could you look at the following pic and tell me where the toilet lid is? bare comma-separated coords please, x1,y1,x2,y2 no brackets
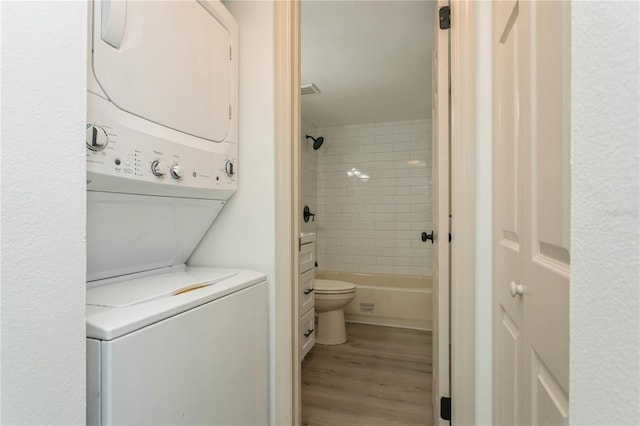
314,279,356,294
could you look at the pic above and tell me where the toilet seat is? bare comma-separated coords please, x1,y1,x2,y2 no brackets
314,279,356,294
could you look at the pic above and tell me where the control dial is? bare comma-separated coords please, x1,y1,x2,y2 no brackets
86,124,108,151
170,164,184,179
225,161,236,177
151,160,167,177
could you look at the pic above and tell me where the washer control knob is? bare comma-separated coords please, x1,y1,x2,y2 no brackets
86,124,108,151
151,160,167,177
170,164,184,179
225,161,236,177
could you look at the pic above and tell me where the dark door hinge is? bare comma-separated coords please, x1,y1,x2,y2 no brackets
440,396,451,421
439,6,451,30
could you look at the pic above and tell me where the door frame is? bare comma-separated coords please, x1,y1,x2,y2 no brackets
274,1,301,424
273,2,483,425
432,1,451,424
449,1,480,424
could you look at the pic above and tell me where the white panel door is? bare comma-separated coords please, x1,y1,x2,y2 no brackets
432,1,450,424
492,1,570,425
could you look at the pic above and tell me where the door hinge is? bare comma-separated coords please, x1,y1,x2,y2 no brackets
439,6,451,30
229,105,232,119
230,46,232,60
298,238,302,252
440,396,451,421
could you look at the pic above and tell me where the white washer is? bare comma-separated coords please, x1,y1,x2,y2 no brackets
86,267,268,425
85,1,266,425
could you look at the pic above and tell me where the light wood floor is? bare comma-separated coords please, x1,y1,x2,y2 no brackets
301,323,433,426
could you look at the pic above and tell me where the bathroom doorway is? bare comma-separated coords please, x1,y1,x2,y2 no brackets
299,2,445,424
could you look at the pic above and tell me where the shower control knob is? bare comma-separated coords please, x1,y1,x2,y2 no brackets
86,124,108,151
225,161,235,177
151,160,167,177
169,164,184,179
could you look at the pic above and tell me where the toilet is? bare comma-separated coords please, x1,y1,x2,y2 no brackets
314,279,356,345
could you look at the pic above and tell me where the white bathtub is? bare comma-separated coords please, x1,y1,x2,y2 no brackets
315,271,432,331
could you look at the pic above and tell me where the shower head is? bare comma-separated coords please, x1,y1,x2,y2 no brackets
306,135,324,150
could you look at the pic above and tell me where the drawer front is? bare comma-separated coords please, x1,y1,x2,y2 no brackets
299,268,315,315
299,242,315,273
300,308,315,360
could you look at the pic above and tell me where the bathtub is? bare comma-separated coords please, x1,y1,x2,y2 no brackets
315,271,432,331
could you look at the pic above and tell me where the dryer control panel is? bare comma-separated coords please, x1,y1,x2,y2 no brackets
86,93,237,200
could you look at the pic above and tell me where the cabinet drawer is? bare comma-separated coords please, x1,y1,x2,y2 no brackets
299,268,315,315
299,242,315,274
299,308,315,360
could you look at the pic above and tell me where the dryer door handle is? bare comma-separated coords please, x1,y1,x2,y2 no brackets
101,0,127,49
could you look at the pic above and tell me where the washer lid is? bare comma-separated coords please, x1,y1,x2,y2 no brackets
86,267,267,341
314,279,356,293
87,270,237,308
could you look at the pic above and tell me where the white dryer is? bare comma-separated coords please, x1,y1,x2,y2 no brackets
85,1,267,425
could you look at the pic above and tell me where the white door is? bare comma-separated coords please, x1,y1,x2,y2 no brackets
492,1,570,425
432,1,450,424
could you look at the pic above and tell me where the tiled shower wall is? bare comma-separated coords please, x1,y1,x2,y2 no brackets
315,119,433,276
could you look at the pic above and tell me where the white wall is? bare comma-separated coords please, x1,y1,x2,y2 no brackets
315,119,433,276
187,1,276,423
570,2,640,424
0,2,87,423
301,120,318,235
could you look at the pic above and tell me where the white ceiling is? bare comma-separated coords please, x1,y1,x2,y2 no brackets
301,1,435,128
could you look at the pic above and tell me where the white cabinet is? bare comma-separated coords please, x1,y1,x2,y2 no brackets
299,233,316,360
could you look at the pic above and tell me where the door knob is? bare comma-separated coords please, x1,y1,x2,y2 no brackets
509,281,524,297
422,231,434,243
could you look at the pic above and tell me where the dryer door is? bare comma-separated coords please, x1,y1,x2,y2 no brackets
91,0,233,142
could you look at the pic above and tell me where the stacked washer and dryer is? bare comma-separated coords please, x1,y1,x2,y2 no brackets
85,1,268,424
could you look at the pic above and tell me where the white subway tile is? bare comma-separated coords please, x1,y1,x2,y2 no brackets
380,119,415,127
359,144,394,154
393,123,430,134
410,150,430,160
321,127,358,138
322,263,360,273
376,222,410,231
360,246,395,257
374,133,412,144
411,132,430,142
377,256,412,266
355,221,376,230
358,126,394,136
392,141,429,152
360,264,395,274
323,145,360,156
360,229,395,239
394,230,416,240
374,151,411,161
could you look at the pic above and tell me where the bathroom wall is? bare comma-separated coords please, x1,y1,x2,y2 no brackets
300,120,318,235
315,119,433,276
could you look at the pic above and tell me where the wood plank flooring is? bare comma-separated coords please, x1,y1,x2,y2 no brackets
302,323,433,426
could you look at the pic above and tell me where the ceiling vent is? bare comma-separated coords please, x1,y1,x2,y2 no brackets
301,83,321,96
